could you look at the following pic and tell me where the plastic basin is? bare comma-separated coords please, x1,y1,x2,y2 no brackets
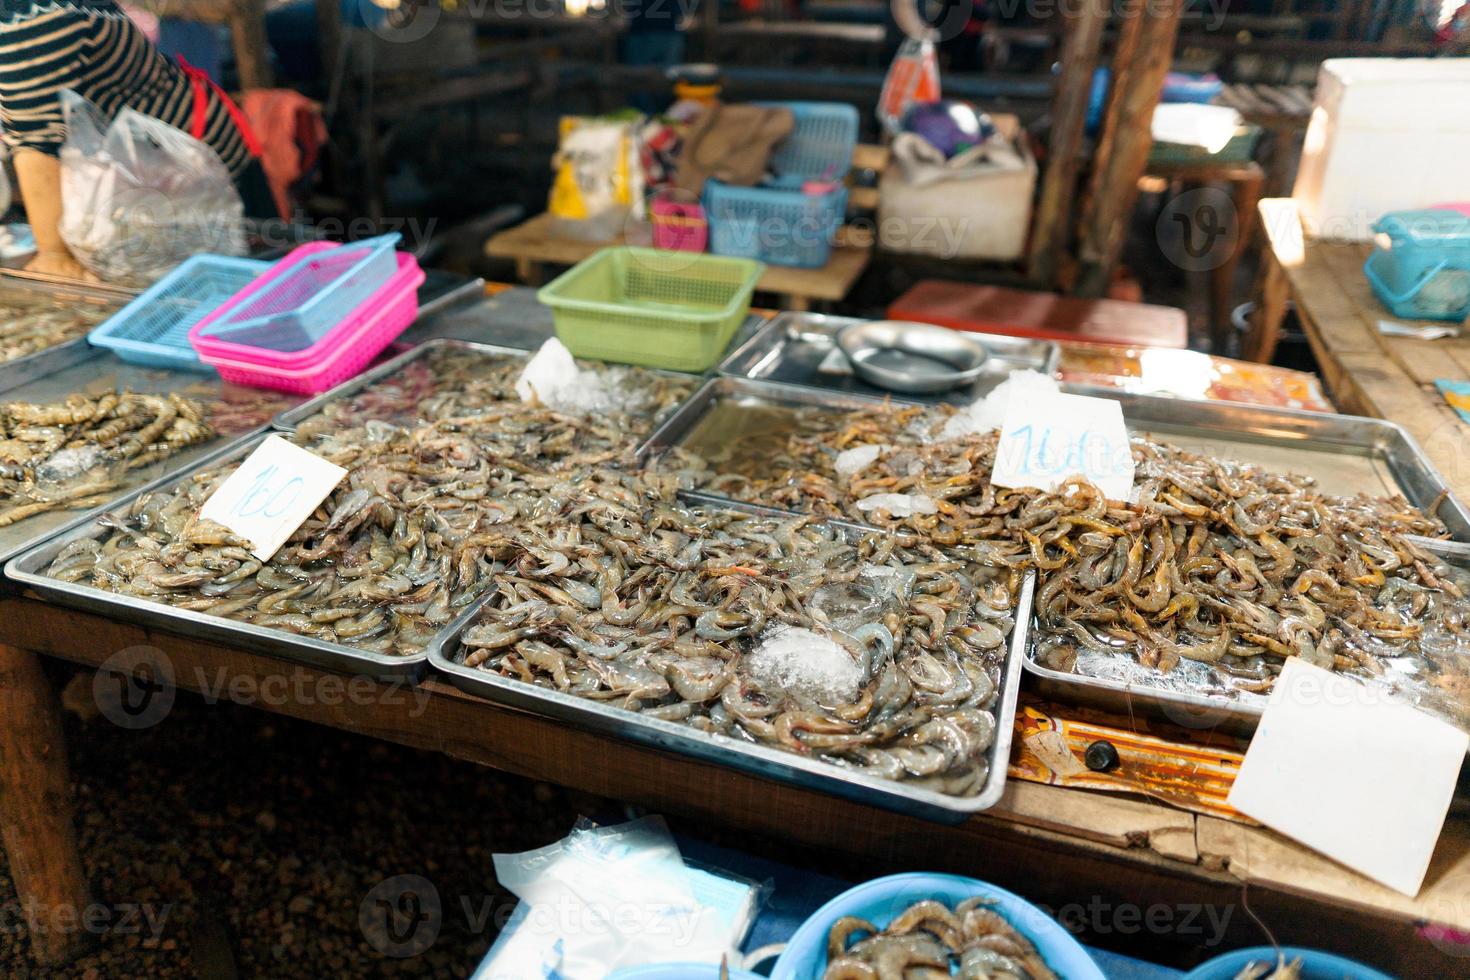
771,872,1105,980
1183,946,1394,980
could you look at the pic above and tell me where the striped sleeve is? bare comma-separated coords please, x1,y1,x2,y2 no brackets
0,8,92,154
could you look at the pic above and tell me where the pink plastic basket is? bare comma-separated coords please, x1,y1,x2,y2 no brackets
190,250,425,394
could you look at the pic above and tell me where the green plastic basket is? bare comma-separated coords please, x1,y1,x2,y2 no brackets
537,247,764,372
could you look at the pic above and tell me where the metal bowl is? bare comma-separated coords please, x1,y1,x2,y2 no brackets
836,320,990,394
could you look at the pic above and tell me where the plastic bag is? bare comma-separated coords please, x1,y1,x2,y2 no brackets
58,89,246,284
548,114,646,241
482,815,758,978
877,37,941,137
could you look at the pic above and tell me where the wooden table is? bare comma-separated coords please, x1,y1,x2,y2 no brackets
1145,159,1266,351
1250,198,1470,504
485,212,873,312
5,593,1470,971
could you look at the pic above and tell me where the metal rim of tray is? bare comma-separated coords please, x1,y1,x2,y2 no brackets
0,274,140,397
274,337,711,433
428,542,1033,823
1023,536,1470,738
5,432,432,680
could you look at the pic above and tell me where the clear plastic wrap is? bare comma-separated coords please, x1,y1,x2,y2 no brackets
58,90,246,285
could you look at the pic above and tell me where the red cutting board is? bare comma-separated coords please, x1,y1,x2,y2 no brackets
888,280,1189,349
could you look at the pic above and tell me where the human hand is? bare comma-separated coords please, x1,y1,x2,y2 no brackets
26,250,97,282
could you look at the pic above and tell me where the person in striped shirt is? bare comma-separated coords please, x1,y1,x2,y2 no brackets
0,0,271,280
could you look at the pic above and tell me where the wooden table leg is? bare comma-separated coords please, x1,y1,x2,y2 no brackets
1209,170,1264,354
1245,250,1289,363
785,294,810,313
0,644,91,965
514,259,543,287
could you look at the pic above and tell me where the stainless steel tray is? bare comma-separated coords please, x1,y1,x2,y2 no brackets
1024,539,1470,739
639,376,1470,541
274,337,713,435
428,532,1033,824
0,274,136,396
635,375,912,467
718,312,1060,404
272,339,534,431
0,353,302,567
6,433,431,680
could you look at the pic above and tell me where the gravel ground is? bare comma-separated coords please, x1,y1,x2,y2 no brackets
0,663,616,978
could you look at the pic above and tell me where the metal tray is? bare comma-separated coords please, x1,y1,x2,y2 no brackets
0,273,136,396
272,339,534,431
417,270,485,320
274,337,712,435
0,353,302,567
6,433,433,680
635,375,912,468
718,312,1060,404
428,526,1034,824
1024,539,1470,739
639,376,1470,542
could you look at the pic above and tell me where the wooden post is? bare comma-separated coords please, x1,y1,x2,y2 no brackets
228,0,274,90
1073,0,1183,298
1026,0,1109,290
0,645,90,965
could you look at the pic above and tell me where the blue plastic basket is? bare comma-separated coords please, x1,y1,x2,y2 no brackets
706,183,847,269
1364,209,1470,321
196,233,401,353
88,255,271,370
754,101,860,188
703,101,857,269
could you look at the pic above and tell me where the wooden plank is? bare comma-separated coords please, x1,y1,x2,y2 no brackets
1199,816,1470,930
485,212,873,304
1074,0,1184,297
1026,0,1109,290
0,643,91,964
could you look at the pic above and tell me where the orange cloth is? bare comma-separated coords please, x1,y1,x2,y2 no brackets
242,89,326,222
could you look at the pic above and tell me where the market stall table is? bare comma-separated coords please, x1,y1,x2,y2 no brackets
4,287,1469,972
1249,198,1470,505
3,595,1470,972
484,212,873,312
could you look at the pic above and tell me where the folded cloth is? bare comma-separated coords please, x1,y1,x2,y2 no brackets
673,103,794,197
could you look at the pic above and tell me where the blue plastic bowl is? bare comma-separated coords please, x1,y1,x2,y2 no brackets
607,965,761,980
1183,946,1394,980
771,872,1105,980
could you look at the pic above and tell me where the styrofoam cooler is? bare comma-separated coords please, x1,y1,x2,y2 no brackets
878,113,1037,262
1293,59,1470,242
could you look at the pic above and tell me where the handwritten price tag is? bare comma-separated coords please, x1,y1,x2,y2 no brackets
199,435,347,562
991,390,1135,501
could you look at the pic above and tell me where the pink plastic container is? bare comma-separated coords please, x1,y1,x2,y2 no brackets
190,248,424,394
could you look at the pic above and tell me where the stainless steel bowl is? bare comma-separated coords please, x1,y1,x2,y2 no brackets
836,320,990,394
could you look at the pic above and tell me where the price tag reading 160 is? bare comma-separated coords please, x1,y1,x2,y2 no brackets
991,391,1135,502
199,435,348,562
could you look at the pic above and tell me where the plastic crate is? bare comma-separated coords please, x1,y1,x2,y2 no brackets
754,101,859,188
195,234,400,352
706,183,847,269
537,247,762,372
87,255,270,370
1364,209,1470,321
702,101,856,268
190,252,424,394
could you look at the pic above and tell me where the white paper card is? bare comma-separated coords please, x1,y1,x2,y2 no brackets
199,436,347,562
1228,659,1468,897
992,390,1135,501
